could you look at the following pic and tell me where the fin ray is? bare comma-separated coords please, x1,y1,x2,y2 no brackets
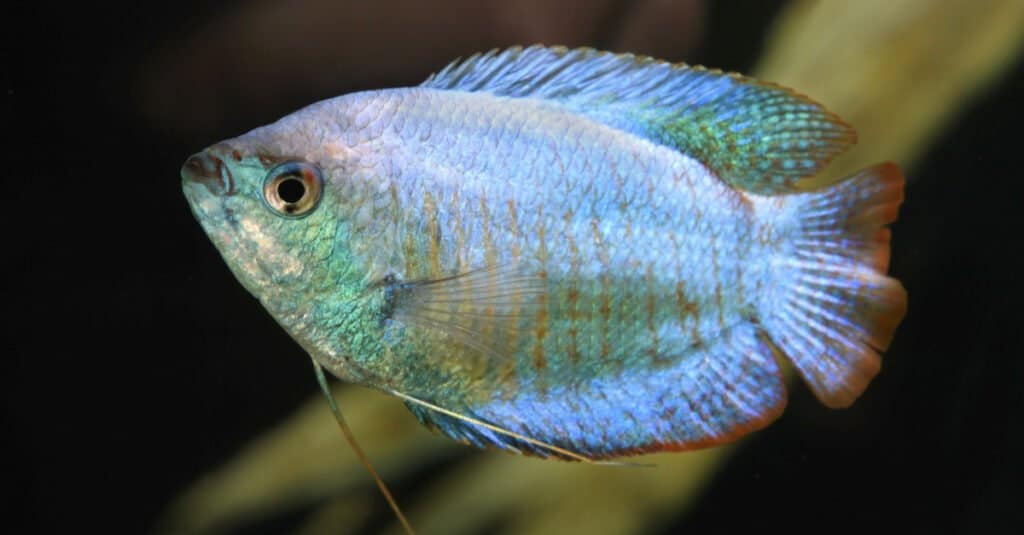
400,321,788,459
390,264,545,365
761,163,907,408
423,45,855,194
391,389,602,463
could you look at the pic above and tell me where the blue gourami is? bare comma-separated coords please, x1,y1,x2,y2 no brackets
182,46,907,460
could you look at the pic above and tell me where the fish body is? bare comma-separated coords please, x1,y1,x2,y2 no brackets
183,46,906,459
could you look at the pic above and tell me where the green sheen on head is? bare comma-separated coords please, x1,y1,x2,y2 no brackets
181,142,331,299
179,105,394,382
182,105,420,531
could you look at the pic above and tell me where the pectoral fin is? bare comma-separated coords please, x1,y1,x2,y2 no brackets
388,264,546,364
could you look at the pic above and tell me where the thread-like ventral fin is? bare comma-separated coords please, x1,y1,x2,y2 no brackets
311,361,413,534
423,45,855,194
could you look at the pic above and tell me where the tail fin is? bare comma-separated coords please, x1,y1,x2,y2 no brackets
761,163,908,408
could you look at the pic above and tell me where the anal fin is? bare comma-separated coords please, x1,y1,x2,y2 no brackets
400,321,788,459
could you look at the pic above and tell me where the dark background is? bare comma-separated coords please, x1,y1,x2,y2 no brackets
6,1,1023,533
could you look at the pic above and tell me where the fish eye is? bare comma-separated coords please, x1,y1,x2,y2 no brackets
262,161,323,218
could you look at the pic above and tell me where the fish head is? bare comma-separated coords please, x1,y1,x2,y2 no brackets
181,105,399,382
182,121,358,311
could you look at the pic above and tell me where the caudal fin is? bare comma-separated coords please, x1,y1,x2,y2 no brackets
761,163,908,408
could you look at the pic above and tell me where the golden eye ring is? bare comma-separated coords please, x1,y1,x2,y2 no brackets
262,161,323,218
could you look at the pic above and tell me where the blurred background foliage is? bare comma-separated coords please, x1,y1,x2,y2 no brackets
6,0,1024,533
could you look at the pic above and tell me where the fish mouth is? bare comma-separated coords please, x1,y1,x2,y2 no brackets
182,154,241,249
181,144,243,239
181,172,275,295
181,147,235,196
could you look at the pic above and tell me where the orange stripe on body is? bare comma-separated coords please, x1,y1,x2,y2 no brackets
480,194,497,269
532,208,549,375
645,264,660,362
669,230,703,348
564,209,581,364
496,198,523,399
451,188,465,272
591,218,612,361
399,184,417,277
709,224,725,328
472,194,500,376
507,199,522,262
424,191,441,278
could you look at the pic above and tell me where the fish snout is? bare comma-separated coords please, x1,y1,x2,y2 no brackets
181,151,233,195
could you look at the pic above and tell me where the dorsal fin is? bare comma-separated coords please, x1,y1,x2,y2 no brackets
422,45,856,194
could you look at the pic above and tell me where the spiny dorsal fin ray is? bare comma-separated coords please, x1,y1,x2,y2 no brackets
422,45,855,194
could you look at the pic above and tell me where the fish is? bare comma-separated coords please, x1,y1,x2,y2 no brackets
181,45,907,462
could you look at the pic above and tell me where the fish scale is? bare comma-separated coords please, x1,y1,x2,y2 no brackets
182,46,906,460
382,90,749,371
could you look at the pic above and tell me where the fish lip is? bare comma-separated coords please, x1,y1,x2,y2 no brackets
180,145,236,196
182,180,242,234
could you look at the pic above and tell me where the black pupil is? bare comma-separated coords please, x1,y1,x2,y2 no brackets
277,176,306,204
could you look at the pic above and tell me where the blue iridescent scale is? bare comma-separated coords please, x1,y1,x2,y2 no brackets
185,46,907,459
